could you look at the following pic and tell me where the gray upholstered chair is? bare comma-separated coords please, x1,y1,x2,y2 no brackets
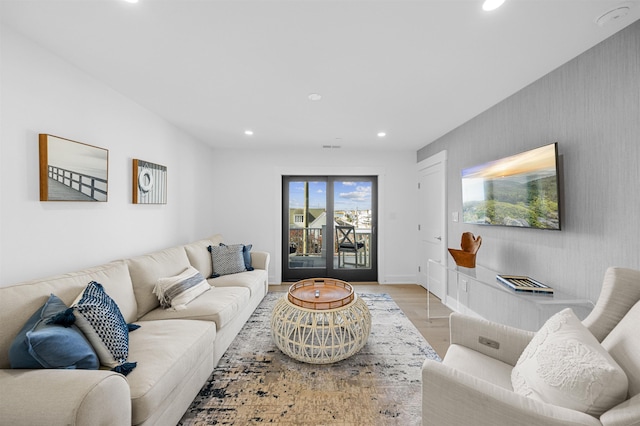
422,267,640,426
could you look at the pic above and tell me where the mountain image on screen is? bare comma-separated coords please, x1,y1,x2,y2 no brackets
461,143,560,230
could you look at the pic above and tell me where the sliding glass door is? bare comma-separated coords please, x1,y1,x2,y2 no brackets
282,176,377,282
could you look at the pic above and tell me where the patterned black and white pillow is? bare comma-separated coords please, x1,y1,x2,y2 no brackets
153,266,211,310
72,281,137,375
208,244,246,278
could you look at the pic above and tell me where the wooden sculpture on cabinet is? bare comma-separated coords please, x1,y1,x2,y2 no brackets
448,232,482,268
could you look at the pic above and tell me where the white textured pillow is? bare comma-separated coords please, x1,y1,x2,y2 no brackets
511,308,628,417
153,266,211,310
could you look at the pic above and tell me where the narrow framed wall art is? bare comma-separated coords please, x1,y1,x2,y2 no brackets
132,159,167,204
39,134,109,202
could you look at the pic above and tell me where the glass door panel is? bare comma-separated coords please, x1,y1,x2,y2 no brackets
285,178,327,276
334,180,372,268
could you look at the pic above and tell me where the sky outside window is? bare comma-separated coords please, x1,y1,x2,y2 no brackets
288,180,372,211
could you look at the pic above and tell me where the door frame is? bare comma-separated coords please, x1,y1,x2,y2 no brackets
274,166,386,284
416,150,448,292
281,175,378,282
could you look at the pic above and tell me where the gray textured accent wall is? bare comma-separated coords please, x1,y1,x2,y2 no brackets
417,21,639,303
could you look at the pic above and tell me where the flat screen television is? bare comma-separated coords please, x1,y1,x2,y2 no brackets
461,142,560,230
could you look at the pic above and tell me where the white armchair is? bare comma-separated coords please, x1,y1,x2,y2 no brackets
422,267,640,426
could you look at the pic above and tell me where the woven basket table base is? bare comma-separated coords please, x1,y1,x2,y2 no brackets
271,292,371,364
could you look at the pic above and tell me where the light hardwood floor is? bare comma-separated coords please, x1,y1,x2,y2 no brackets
269,283,453,358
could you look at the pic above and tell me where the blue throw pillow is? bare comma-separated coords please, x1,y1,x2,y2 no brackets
72,281,137,375
242,244,254,271
9,294,99,370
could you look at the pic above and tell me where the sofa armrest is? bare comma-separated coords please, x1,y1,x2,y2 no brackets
250,251,270,271
449,312,535,366
422,359,601,426
600,393,640,426
0,369,130,426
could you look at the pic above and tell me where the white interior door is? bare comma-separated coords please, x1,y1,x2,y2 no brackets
417,151,447,300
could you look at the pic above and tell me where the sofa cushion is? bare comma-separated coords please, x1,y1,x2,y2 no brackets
183,234,224,279
206,269,267,298
153,266,211,310
127,246,192,318
72,282,137,374
209,244,246,277
126,319,215,425
512,308,628,417
0,261,137,369
9,294,98,370
601,299,640,397
140,287,250,330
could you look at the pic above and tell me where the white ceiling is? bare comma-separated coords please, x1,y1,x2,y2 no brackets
2,0,639,151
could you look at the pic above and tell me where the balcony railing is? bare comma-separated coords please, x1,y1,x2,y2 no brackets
288,226,371,269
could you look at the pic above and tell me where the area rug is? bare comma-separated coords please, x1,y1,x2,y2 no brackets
179,292,440,425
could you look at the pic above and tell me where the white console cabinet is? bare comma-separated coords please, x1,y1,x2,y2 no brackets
427,259,594,331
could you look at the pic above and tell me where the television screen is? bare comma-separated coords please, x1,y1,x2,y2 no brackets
461,143,560,230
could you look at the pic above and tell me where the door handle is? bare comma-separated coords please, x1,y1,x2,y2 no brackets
435,236,442,241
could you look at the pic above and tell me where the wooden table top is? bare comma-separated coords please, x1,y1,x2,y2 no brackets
288,278,354,310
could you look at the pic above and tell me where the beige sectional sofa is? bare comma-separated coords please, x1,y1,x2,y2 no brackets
0,234,270,426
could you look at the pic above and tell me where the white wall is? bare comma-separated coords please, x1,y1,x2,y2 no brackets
206,147,418,284
417,21,640,303
0,26,217,286
0,26,419,287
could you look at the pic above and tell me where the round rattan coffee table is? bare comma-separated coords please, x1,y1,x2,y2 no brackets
271,278,371,364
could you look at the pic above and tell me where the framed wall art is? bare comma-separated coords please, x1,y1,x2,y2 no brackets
132,159,167,204
39,134,109,202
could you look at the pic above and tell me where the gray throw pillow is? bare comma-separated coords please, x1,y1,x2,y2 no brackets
208,244,246,277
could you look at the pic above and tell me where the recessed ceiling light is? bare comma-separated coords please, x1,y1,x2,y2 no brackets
123,0,139,3
244,130,254,136
595,4,632,27
308,93,322,101
377,132,387,137
482,0,505,11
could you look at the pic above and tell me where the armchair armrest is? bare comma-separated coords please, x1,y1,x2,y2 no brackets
0,369,130,425
422,359,601,426
600,393,640,426
250,251,270,271
449,312,535,366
